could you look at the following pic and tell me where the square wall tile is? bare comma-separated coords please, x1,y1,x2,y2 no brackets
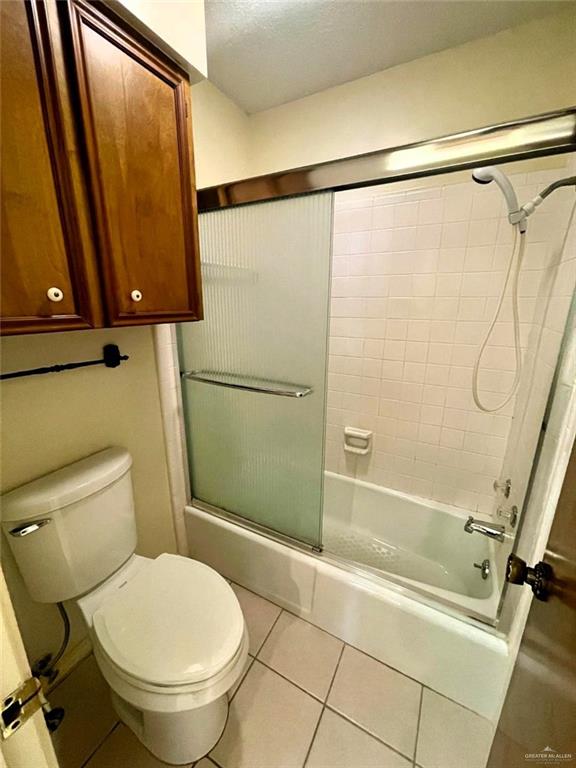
327,646,421,759
258,612,343,700
416,689,495,768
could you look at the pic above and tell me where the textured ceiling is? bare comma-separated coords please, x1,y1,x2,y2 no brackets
206,0,569,113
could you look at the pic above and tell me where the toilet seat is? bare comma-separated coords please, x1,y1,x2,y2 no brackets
92,553,245,689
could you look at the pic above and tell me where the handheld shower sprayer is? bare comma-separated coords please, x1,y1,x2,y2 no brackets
471,167,576,413
472,166,576,233
472,166,525,232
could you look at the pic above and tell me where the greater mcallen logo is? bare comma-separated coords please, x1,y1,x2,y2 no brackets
525,746,574,763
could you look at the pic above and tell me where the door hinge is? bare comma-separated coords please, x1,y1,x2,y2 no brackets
1,677,44,740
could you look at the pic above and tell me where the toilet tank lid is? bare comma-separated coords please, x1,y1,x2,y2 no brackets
1,448,132,522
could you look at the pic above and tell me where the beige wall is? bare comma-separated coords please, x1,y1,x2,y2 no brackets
191,8,576,183
112,0,207,79
191,80,252,188
1,326,176,661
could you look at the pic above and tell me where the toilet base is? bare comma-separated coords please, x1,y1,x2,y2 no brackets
111,690,228,765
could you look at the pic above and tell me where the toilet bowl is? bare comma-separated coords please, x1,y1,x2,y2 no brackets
1,448,248,765
78,552,249,764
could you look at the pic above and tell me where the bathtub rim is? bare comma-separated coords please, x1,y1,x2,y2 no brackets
325,469,497,525
191,496,504,634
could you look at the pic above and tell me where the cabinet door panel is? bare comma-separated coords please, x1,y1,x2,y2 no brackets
65,0,203,325
1,0,101,335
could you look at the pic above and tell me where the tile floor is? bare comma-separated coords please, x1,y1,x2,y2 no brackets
60,583,495,768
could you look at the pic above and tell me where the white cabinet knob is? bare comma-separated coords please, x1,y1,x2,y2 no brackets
46,287,64,303
130,290,142,302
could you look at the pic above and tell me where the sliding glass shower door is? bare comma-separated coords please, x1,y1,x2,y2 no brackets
179,193,333,548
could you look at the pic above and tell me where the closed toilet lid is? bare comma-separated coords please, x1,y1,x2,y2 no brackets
93,554,244,687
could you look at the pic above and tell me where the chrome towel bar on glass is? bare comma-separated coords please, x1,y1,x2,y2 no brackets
182,370,313,398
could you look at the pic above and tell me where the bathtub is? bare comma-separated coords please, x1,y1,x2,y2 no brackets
323,472,501,621
184,487,511,721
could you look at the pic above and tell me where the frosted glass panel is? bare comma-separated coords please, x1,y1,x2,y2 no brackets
179,193,332,547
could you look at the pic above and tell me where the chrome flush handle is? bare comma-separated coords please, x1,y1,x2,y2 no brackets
9,519,52,537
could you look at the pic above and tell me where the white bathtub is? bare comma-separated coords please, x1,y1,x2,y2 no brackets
184,495,511,721
323,472,501,621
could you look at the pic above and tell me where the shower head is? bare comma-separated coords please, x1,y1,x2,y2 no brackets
472,166,525,231
473,167,576,233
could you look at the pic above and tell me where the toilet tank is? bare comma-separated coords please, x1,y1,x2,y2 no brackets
1,448,137,603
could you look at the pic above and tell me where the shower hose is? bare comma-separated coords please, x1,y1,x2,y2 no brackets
472,199,576,413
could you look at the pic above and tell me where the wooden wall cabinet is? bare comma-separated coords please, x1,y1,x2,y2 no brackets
1,0,203,336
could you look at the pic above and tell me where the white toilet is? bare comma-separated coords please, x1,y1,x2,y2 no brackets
2,447,248,765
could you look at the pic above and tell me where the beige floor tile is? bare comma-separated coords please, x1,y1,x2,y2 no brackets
51,654,118,768
195,759,218,768
416,689,495,768
231,583,282,655
259,612,343,699
211,660,322,768
306,710,412,768
327,646,421,759
85,724,185,767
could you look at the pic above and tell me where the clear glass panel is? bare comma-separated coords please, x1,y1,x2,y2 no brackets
179,193,333,547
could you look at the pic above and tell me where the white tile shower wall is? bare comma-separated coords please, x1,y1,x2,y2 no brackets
498,159,576,513
326,161,576,515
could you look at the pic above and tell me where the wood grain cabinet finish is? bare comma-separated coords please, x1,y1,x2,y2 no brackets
1,0,102,335
63,0,203,326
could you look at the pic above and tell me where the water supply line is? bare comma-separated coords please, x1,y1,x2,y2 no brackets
32,602,70,684
470,168,576,413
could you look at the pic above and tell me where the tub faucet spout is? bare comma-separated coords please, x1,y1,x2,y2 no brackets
464,516,506,542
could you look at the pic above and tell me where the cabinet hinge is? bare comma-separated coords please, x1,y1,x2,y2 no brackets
1,677,44,740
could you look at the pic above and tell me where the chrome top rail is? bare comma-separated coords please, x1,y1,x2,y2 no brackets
182,370,313,398
198,108,576,212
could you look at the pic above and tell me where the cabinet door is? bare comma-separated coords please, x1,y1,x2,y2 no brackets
1,0,102,335
64,0,203,326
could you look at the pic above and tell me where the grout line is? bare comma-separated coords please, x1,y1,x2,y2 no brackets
325,642,345,702
420,682,493,721
255,658,324,703
228,654,254,704
413,686,424,767
254,607,283,657
302,708,325,768
302,643,344,768
79,721,121,768
323,704,416,765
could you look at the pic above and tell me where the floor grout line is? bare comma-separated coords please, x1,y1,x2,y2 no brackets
228,655,254,704
254,608,283,657
323,704,417,764
79,721,121,768
413,685,424,767
302,644,345,768
254,658,325,703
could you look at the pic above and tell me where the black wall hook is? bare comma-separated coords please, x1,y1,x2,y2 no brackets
0,345,129,381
